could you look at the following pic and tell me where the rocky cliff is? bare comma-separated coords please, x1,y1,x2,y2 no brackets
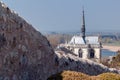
0,2,119,80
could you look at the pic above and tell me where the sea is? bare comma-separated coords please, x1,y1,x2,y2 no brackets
102,49,117,58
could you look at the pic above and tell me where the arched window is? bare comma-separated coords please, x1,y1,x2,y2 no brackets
89,48,95,58
78,48,83,58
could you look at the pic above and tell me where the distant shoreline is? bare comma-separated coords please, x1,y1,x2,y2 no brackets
102,45,120,52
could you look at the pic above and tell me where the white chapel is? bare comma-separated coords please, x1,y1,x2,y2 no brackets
59,9,102,62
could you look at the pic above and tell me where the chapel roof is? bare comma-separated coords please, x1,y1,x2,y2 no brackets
69,36,100,45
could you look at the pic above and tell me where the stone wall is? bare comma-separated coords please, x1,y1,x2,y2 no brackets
0,2,56,80
55,51,119,76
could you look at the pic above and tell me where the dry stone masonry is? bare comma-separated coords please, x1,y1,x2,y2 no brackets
55,50,119,75
0,2,119,80
0,2,55,80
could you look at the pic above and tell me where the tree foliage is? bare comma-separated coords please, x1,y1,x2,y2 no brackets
45,34,72,49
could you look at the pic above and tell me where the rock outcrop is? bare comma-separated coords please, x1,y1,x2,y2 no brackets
0,2,119,80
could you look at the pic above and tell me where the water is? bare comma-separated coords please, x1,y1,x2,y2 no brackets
102,49,117,58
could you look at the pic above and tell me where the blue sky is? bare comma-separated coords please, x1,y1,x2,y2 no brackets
2,0,120,33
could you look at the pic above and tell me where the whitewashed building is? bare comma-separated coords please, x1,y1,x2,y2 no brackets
59,9,102,62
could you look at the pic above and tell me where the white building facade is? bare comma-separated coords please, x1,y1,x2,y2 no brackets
68,36,101,62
